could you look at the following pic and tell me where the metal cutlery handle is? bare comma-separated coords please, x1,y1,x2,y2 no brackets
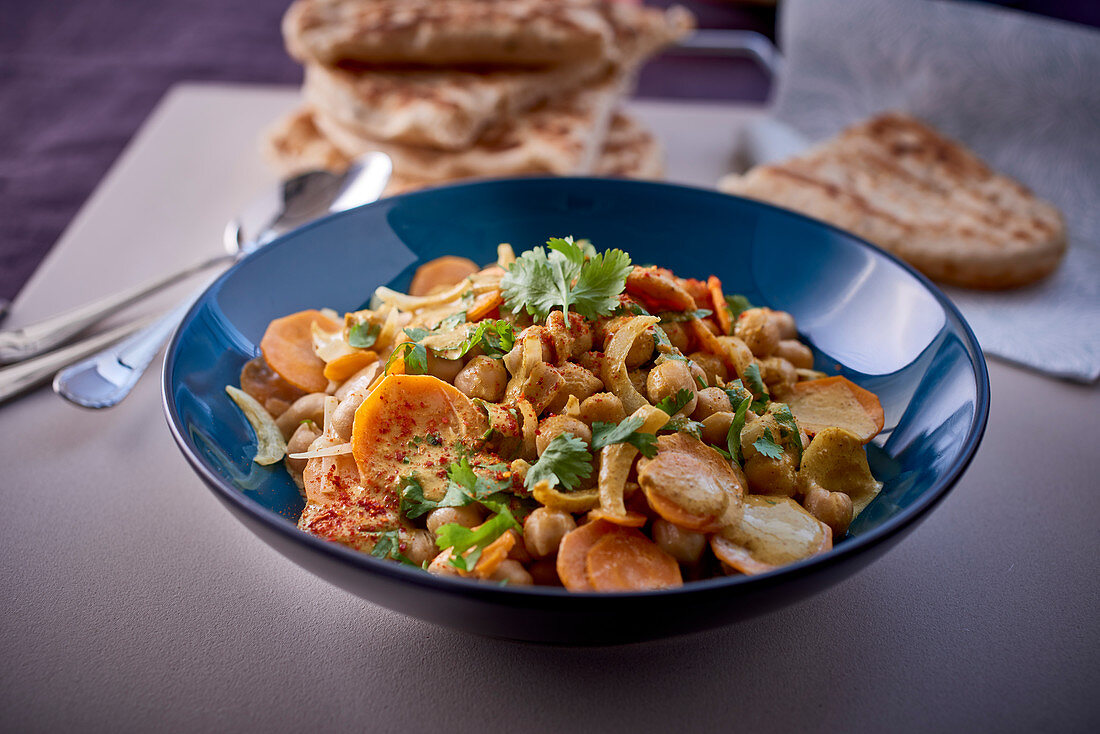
0,252,230,364
52,289,204,409
0,318,155,404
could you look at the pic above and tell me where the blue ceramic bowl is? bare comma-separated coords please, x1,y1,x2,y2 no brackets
163,178,988,644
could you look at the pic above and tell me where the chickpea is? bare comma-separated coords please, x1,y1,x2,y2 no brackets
523,507,577,558
454,356,508,401
536,415,591,455
285,421,321,486
692,387,733,421
275,392,326,440
545,310,593,359
332,384,372,440
775,339,814,369
527,558,563,586
427,549,462,577
333,362,381,401
403,529,438,566
652,518,707,564
579,392,626,426
803,485,853,538
759,357,797,399
689,361,708,389
603,317,655,368
700,411,734,446
767,309,798,340
575,350,605,378
545,362,603,413
506,529,532,563
426,353,464,383
489,559,534,586
688,351,727,385
646,360,697,416
662,321,691,353
734,308,781,358
426,505,483,535
744,452,799,497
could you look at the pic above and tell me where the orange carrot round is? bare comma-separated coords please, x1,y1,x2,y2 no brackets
584,532,682,592
409,256,479,296
260,310,340,393
556,519,618,592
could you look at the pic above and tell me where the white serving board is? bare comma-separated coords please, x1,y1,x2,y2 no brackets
1,83,1095,733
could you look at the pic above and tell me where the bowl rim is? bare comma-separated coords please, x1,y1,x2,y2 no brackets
162,176,990,602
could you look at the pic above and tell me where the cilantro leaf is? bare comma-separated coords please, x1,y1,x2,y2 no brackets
500,236,631,321
370,530,418,566
591,416,658,458
662,415,705,440
655,388,694,416
524,432,593,491
400,475,470,519
725,294,754,328
742,363,770,411
347,321,380,348
385,340,428,374
568,247,633,321
435,508,520,572
770,403,804,463
753,427,785,460
727,395,752,464
460,319,516,359
438,311,467,331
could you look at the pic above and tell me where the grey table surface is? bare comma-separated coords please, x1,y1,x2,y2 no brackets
0,85,1097,733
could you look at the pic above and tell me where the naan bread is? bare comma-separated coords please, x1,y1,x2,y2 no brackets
284,0,691,67
263,108,663,193
302,61,603,151
720,112,1066,289
313,73,624,179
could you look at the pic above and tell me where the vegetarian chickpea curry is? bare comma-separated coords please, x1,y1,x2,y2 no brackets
227,237,884,591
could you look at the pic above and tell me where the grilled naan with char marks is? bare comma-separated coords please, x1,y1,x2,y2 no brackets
312,72,624,179
721,112,1066,289
284,0,691,67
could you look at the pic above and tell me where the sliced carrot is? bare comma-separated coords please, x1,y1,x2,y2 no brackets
707,276,732,335
260,310,340,393
239,355,305,409
678,277,711,307
409,255,480,296
785,376,884,443
584,532,682,592
587,508,648,528
473,529,517,579
467,289,503,322
322,350,377,382
351,374,489,500
556,519,619,592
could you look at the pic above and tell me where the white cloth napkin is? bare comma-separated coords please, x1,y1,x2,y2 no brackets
768,0,1100,382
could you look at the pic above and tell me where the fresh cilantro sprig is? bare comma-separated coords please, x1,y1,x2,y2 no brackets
500,236,632,321
459,319,515,359
370,530,419,566
524,432,593,491
655,388,694,416
400,458,511,519
742,364,770,408
385,337,428,374
591,415,658,458
347,321,380,348
435,505,520,572
726,395,753,464
753,427,785,460
662,415,705,441
725,294,754,329
770,403,804,462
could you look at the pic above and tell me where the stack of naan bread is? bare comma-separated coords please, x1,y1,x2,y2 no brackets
264,0,694,194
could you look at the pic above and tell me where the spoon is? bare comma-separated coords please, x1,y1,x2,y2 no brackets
0,152,390,408
0,152,392,365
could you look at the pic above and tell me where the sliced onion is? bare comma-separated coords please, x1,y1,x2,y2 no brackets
288,442,353,460
597,405,669,516
601,315,659,413
225,385,287,466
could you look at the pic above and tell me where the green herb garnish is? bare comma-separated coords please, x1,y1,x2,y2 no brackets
655,388,694,416
725,294,754,329
370,530,418,566
524,432,593,491
770,403,804,463
753,427,785,460
458,319,516,359
726,396,752,464
591,415,658,458
435,507,520,572
347,321,381,348
500,236,632,322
